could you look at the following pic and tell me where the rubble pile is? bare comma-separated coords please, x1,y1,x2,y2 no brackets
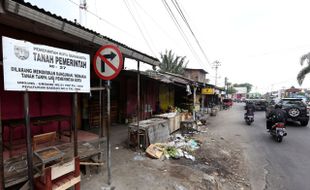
146,134,201,161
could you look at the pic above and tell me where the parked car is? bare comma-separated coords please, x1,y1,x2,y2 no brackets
254,99,268,111
245,99,267,111
266,98,310,126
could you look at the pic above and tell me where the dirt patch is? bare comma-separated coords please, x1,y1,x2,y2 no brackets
81,128,251,190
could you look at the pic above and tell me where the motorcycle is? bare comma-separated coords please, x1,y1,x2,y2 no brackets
244,113,254,125
270,122,287,143
223,104,229,110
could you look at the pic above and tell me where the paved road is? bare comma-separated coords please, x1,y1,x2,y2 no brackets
207,103,310,190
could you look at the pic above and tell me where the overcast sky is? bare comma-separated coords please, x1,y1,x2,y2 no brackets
26,0,310,93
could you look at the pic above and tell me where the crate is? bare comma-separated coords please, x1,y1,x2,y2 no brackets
128,118,169,149
153,112,180,134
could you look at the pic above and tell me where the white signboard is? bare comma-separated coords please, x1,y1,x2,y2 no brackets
2,36,90,93
235,87,247,94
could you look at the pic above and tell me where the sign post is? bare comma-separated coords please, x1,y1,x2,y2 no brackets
24,91,34,190
2,36,90,92
0,97,3,190
106,80,111,185
2,36,90,189
93,44,123,185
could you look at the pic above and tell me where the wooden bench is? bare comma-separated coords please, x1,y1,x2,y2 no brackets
34,157,81,190
32,131,57,151
2,115,72,157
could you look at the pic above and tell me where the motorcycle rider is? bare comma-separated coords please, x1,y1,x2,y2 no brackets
266,103,287,131
245,101,255,117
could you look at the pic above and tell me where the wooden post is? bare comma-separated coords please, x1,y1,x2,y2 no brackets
106,81,111,185
193,86,197,120
73,93,78,157
0,96,4,190
24,92,34,190
74,157,81,190
201,94,205,112
137,61,141,149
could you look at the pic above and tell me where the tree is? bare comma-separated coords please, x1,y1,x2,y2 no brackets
159,50,188,75
233,83,253,93
227,86,237,94
297,52,310,85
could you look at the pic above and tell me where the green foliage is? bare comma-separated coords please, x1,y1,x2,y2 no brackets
297,52,310,85
233,83,253,93
227,86,237,94
159,50,188,74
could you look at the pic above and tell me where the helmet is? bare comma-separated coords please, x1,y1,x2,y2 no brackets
275,103,282,109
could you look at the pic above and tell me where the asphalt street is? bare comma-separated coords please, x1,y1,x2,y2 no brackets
207,103,310,190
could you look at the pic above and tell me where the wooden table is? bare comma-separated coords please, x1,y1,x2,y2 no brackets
3,138,106,188
2,115,72,156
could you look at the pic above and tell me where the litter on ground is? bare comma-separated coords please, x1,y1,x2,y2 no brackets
145,133,201,161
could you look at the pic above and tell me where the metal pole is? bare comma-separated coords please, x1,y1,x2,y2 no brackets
73,93,78,157
193,86,196,120
99,79,104,137
106,81,111,185
0,96,4,190
213,61,221,86
137,61,141,149
24,92,34,190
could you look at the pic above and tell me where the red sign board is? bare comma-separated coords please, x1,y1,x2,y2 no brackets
93,45,123,80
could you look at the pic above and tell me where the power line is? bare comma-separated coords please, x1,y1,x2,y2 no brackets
123,0,158,57
172,0,211,66
66,0,134,37
162,0,206,70
163,0,206,70
131,0,159,57
132,0,188,54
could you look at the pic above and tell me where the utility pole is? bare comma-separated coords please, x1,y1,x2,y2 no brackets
224,77,228,98
79,0,87,25
213,60,221,86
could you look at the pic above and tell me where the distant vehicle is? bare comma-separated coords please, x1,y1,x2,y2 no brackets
245,99,267,111
223,98,233,109
266,98,310,126
254,99,267,111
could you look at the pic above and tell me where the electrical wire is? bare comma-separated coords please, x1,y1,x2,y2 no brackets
162,0,202,65
162,0,207,71
130,0,159,57
123,0,158,57
172,0,211,66
66,0,134,37
132,0,188,54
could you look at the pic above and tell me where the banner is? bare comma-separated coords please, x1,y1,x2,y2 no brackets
2,36,90,93
201,87,214,95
